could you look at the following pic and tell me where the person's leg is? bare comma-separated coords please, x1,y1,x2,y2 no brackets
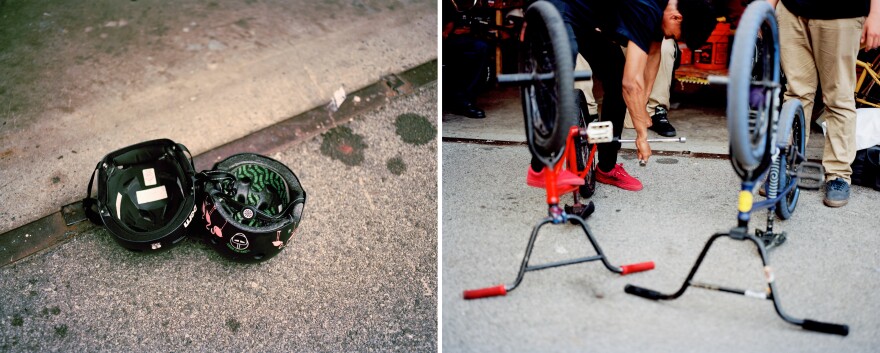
575,54,599,116
462,39,490,103
811,17,862,183
647,38,676,111
645,38,677,136
809,14,863,206
775,2,817,198
442,36,487,119
777,2,819,134
578,30,642,191
579,30,625,172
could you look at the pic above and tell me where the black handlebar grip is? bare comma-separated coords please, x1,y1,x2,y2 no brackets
802,319,849,336
624,284,664,300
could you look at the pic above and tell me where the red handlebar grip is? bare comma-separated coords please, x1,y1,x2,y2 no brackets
621,261,655,275
463,285,507,300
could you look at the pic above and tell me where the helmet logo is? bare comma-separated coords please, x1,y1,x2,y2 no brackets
242,208,254,219
228,233,250,253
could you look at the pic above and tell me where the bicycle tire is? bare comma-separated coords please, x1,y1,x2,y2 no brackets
519,1,576,164
774,100,805,220
728,1,779,174
573,89,597,198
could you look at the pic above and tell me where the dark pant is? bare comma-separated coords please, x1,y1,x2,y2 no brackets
443,35,490,108
546,0,626,172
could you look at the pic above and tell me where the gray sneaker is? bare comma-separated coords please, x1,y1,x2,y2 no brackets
823,178,850,207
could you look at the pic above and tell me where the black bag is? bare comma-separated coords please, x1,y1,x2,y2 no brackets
851,145,880,191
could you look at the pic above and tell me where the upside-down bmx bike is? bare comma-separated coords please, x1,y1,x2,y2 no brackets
462,0,657,300
623,1,849,336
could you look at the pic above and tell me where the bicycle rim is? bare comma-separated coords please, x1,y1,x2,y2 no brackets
520,1,575,163
775,101,805,219
574,89,597,198
728,1,778,177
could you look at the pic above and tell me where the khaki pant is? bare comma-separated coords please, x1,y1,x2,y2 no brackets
574,54,599,115
777,1,863,183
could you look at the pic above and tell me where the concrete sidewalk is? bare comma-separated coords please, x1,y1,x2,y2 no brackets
1,84,438,352
0,0,437,235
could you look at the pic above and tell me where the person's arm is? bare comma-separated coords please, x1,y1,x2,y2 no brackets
766,0,778,8
622,41,654,163
643,41,663,105
863,0,880,50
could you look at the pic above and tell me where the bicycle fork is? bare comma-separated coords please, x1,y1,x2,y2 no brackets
757,148,786,249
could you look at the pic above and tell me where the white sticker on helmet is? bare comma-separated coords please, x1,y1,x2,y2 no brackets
142,168,157,186
116,192,123,219
136,185,168,204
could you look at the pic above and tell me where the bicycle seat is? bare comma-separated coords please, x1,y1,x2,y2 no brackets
526,168,585,193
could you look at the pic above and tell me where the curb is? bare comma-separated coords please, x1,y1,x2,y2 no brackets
0,59,437,268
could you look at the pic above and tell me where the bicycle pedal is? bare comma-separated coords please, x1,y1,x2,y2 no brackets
564,201,595,224
585,121,612,144
795,161,824,190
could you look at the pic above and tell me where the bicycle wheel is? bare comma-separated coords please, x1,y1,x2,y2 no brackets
774,100,805,219
574,89,597,198
519,1,576,165
728,1,779,176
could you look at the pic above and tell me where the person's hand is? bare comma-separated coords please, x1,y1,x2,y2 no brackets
862,13,880,50
636,136,652,166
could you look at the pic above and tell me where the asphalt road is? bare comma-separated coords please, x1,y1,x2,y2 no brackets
0,85,437,352
0,0,437,236
442,142,880,352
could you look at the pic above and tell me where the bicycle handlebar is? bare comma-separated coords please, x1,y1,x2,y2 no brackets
620,261,655,275
624,284,665,300
707,75,729,85
573,70,591,81
802,319,849,336
463,285,507,300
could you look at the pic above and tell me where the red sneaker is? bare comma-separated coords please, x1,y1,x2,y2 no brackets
526,167,584,189
596,163,643,191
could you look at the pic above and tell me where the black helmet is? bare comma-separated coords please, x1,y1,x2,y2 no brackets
83,139,197,251
193,153,306,263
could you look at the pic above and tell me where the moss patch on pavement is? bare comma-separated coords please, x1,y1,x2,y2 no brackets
387,156,406,175
394,113,435,145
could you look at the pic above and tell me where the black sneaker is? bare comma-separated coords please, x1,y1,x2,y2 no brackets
450,102,486,119
649,106,676,137
823,178,850,207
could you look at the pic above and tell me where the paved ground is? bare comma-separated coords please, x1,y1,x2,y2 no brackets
0,0,437,235
0,0,437,351
0,85,437,352
441,87,880,352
